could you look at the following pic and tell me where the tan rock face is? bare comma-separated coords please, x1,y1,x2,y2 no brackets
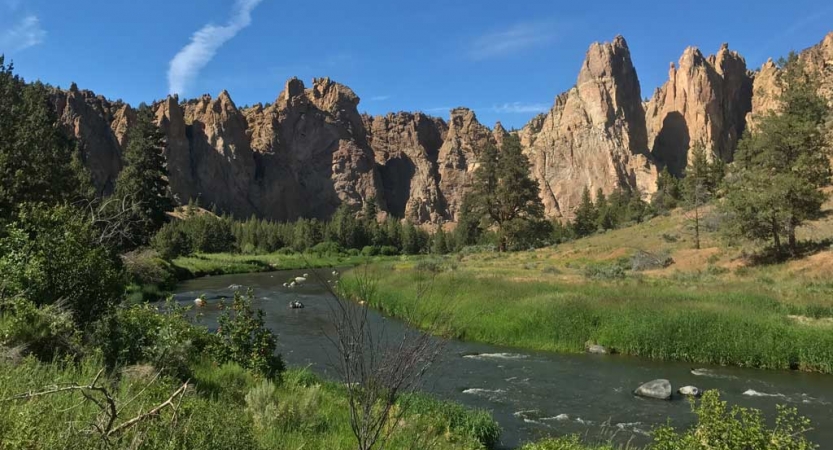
520,36,656,219
748,32,833,129
51,85,125,194
49,31,832,224
644,43,753,174
436,108,496,221
364,112,447,223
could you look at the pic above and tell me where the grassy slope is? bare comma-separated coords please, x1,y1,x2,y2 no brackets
347,197,833,373
0,358,499,450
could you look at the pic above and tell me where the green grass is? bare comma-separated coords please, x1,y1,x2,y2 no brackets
172,252,398,279
345,263,833,373
0,357,499,450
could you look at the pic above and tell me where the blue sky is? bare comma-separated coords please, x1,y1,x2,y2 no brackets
1,0,831,129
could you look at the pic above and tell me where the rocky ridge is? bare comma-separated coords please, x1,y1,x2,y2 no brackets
51,32,833,223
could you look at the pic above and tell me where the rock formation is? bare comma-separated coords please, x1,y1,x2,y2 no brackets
644,43,753,175
364,112,447,223
436,108,496,221
519,35,657,219
43,31,833,224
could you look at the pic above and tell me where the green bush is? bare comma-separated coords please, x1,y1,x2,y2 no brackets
151,222,191,259
361,245,379,256
209,290,283,378
0,297,80,361
380,245,399,256
93,301,214,378
0,204,125,325
583,262,627,280
121,249,177,289
308,241,343,256
651,390,816,449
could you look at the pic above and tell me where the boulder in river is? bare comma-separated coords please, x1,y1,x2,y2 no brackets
634,379,672,400
586,344,609,354
678,386,702,397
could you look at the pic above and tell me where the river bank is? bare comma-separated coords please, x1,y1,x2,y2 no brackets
341,260,833,374
171,252,397,279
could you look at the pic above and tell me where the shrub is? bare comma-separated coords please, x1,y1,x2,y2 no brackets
209,290,283,378
361,245,379,257
94,300,214,378
542,266,561,275
415,258,444,274
245,378,324,433
121,249,177,289
661,233,679,243
651,390,816,449
583,262,626,280
0,204,125,326
308,241,342,256
630,250,674,271
0,297,80,361
379,245,399,256
151,221,191,259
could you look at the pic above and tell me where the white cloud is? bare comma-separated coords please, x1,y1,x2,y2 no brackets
368,95,391,101
490,102,550,114
0,15,45,52
168,0,264,96
468,21,557,61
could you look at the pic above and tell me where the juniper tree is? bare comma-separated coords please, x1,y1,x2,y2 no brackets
723,54,830,257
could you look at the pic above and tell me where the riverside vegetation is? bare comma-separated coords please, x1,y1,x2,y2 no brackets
0,49,830,449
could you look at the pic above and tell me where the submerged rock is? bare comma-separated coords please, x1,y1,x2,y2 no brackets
634,379,672,400
678,386,702,397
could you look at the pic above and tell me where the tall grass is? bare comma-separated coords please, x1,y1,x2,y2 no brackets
348,266,833,373
172,252,397,279
0,358,499,450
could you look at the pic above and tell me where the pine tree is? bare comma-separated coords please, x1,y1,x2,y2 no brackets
466,135,545,251
723,54,830,256
110,106,173,250
431,227,449,254
0,59,85,221
572,187,597,237
652,167,683,212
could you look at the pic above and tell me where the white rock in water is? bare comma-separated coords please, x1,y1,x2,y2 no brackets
295,277,307,283
193,298,206,307
678,386,702,397
634,379,672,400
586,344,609,354
303,273,309,277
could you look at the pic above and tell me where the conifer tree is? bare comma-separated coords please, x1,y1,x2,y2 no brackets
572,187,597,237
723,54,830,256
110,106,172,250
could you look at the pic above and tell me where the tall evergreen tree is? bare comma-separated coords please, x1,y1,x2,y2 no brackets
723,54,830,256
466,135,545,251
572,187,597,237
110,106,172,250
0,58,86,221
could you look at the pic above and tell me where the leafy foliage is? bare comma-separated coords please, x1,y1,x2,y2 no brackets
210,289,283,378
0,204,124,326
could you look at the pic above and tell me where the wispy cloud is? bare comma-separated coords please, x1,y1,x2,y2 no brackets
423,106,453,113
0,15,45,52
168,0,265,96
468,21,558,61
489,102,550,114
368,95,391,101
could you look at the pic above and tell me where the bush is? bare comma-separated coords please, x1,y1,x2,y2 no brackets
209,290,283,378
245,378,324,433
361,245,379,257
379,245,399,256
0,204,125,326
151,221,191,259
94,300,214,378
583,262,627,280
630,250,674,272
0,297,80,361
652,390,816,449
307,241,342,256
121,249,177,289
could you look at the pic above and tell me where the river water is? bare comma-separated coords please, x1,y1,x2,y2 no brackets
174,270,833,449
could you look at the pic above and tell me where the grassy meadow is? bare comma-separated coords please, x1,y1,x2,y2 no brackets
343,198,833,373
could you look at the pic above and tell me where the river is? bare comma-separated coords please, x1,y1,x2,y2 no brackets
174,270,833,449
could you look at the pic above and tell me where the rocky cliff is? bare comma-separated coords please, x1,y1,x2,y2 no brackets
644,43,753,175
49,31,833,224
519,36,656,219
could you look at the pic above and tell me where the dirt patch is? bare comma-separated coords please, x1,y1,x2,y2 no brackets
787,315,833,328
786,250,833,278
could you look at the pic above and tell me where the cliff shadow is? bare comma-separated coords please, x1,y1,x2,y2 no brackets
651,111,690,177
379,155,415,219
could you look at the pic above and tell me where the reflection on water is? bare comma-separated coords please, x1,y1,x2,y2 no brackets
175,270,833,449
